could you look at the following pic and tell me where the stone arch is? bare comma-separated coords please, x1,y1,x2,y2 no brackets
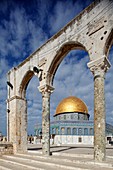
19,70,34,98
104,28,113,56
48,41,89,85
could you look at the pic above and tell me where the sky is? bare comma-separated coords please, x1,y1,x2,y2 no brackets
0,0,113,136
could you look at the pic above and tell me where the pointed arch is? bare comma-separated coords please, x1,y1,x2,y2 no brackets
19,70,34,98
48,41,88,85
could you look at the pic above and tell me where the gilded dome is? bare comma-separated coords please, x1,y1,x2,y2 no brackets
54,96,88,116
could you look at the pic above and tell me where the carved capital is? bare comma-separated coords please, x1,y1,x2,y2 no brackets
87,56,111,78
38,84,54,97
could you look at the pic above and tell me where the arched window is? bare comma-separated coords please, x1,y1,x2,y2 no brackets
67,127,71,135
89,128,94,135
78,128,82,135
73,128,77,135
61,127,65,135
84,128,88,135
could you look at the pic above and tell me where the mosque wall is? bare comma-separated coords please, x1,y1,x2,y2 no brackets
53,135,94,145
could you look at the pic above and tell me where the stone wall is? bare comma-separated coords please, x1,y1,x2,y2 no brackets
0,142,13,156
54,135,94,145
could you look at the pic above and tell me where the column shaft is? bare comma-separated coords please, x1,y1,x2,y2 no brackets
42,91,50,155
8,97,27,153
94,73,106,161
87,56,111,162
39,84,54,156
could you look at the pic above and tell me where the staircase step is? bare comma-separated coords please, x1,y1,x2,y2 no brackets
16,153,90,166
2,154,90,170
26,152,113,169
0,158,44,170
1,153,113,170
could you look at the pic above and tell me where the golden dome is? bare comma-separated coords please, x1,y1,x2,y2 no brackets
54,96,88,116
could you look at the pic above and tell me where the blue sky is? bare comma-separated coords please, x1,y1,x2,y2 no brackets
0,0,113,136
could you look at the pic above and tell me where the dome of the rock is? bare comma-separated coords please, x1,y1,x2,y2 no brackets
54,96,88,116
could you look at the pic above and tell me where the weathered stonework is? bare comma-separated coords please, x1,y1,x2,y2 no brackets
87,56,111,161
7,0,113,162
7,97,27,153
38,85,54,155
0,143,13,156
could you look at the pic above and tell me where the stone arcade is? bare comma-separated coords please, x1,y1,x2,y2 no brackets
7,0,113,162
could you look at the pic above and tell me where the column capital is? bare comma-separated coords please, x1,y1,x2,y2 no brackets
38,84,54,94
87,56,111,77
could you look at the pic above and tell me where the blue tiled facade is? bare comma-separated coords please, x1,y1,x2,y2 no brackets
34,119,113,137
34,97,113,144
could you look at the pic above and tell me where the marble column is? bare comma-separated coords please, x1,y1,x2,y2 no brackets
38,84,54,156
87,56,111,162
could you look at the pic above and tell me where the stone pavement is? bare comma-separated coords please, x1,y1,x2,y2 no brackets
0,144,113,170
28,143,113,156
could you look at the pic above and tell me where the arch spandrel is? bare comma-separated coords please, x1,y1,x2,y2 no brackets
87,27,113,61
104,28,113,57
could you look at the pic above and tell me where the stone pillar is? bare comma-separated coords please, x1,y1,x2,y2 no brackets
8,96,27,153
87,56,111,162
38,84,54,156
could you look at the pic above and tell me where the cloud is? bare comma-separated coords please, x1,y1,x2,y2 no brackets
48,1,81,34
0,1,48,63
48,0,93,35
0,58,10,135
